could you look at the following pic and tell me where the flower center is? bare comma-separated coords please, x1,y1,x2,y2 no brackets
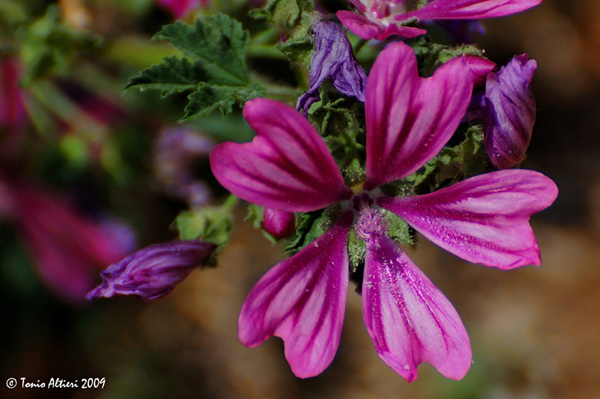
355,207,386,240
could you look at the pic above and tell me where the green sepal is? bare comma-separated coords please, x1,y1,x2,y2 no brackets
403,123,491,195
381,208,415,246
411,35,484,77
261,0,314,33
126,14,266,120
308,82,367,173
283,204,341,254
283,210,320,253
275,26,313,67
458,123,491,177
174,207,233,252
347,229,365,273
343,158,366,189
245,204,278,244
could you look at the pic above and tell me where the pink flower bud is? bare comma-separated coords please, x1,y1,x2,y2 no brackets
262,208,296,239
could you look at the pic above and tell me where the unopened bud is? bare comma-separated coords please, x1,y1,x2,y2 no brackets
87,240,215,302
262,208,296,239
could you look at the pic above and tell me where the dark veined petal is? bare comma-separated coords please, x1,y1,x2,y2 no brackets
397,0,542,22
87,240,215,302
238,211,353,378
211,98,352,212
362,230,471,381
297,20,368,115
484,54,537,169
364,42,474,190
337,11,426,41
378,170,558,269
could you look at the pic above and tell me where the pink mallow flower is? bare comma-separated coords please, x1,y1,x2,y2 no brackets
157,0,209,19
8,183,135,305
210,42,558,380
337,0,542,41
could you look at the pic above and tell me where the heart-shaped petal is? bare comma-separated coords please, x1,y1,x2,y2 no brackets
211,98,352,212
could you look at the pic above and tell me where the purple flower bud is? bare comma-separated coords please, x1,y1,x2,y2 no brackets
262,208,296,239
484,54,537,169
297,20,368,115
87,240,216,302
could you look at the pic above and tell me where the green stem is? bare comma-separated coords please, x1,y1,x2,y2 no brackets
353,39,367,55
221,194,239,212
246,44,287,60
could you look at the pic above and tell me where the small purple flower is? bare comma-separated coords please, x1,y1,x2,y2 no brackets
210,43,557,380
87,240,216,302
484,54,537,169
262,208,296,239
337,0,542,41
297,20,368,115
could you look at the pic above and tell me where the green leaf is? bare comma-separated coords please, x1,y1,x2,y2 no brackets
126,56,208,96
154,15,250,86
126,14,266,119
183,81,265,120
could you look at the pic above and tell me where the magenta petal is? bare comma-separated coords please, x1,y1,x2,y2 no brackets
210,98,352,212
364,42,474,190
462,55,496,89
238,211,353,378
11,184,133,305
337,11,426,40
337,11,383,40
398,0,542,22
362,232,471,381
378,170,559,269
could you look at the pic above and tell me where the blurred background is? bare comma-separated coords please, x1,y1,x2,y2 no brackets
1,0,599,398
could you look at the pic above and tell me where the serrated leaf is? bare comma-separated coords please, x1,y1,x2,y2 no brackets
154,15,249,86
125,56,208,96
182,81,266,120
127,14,265,119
